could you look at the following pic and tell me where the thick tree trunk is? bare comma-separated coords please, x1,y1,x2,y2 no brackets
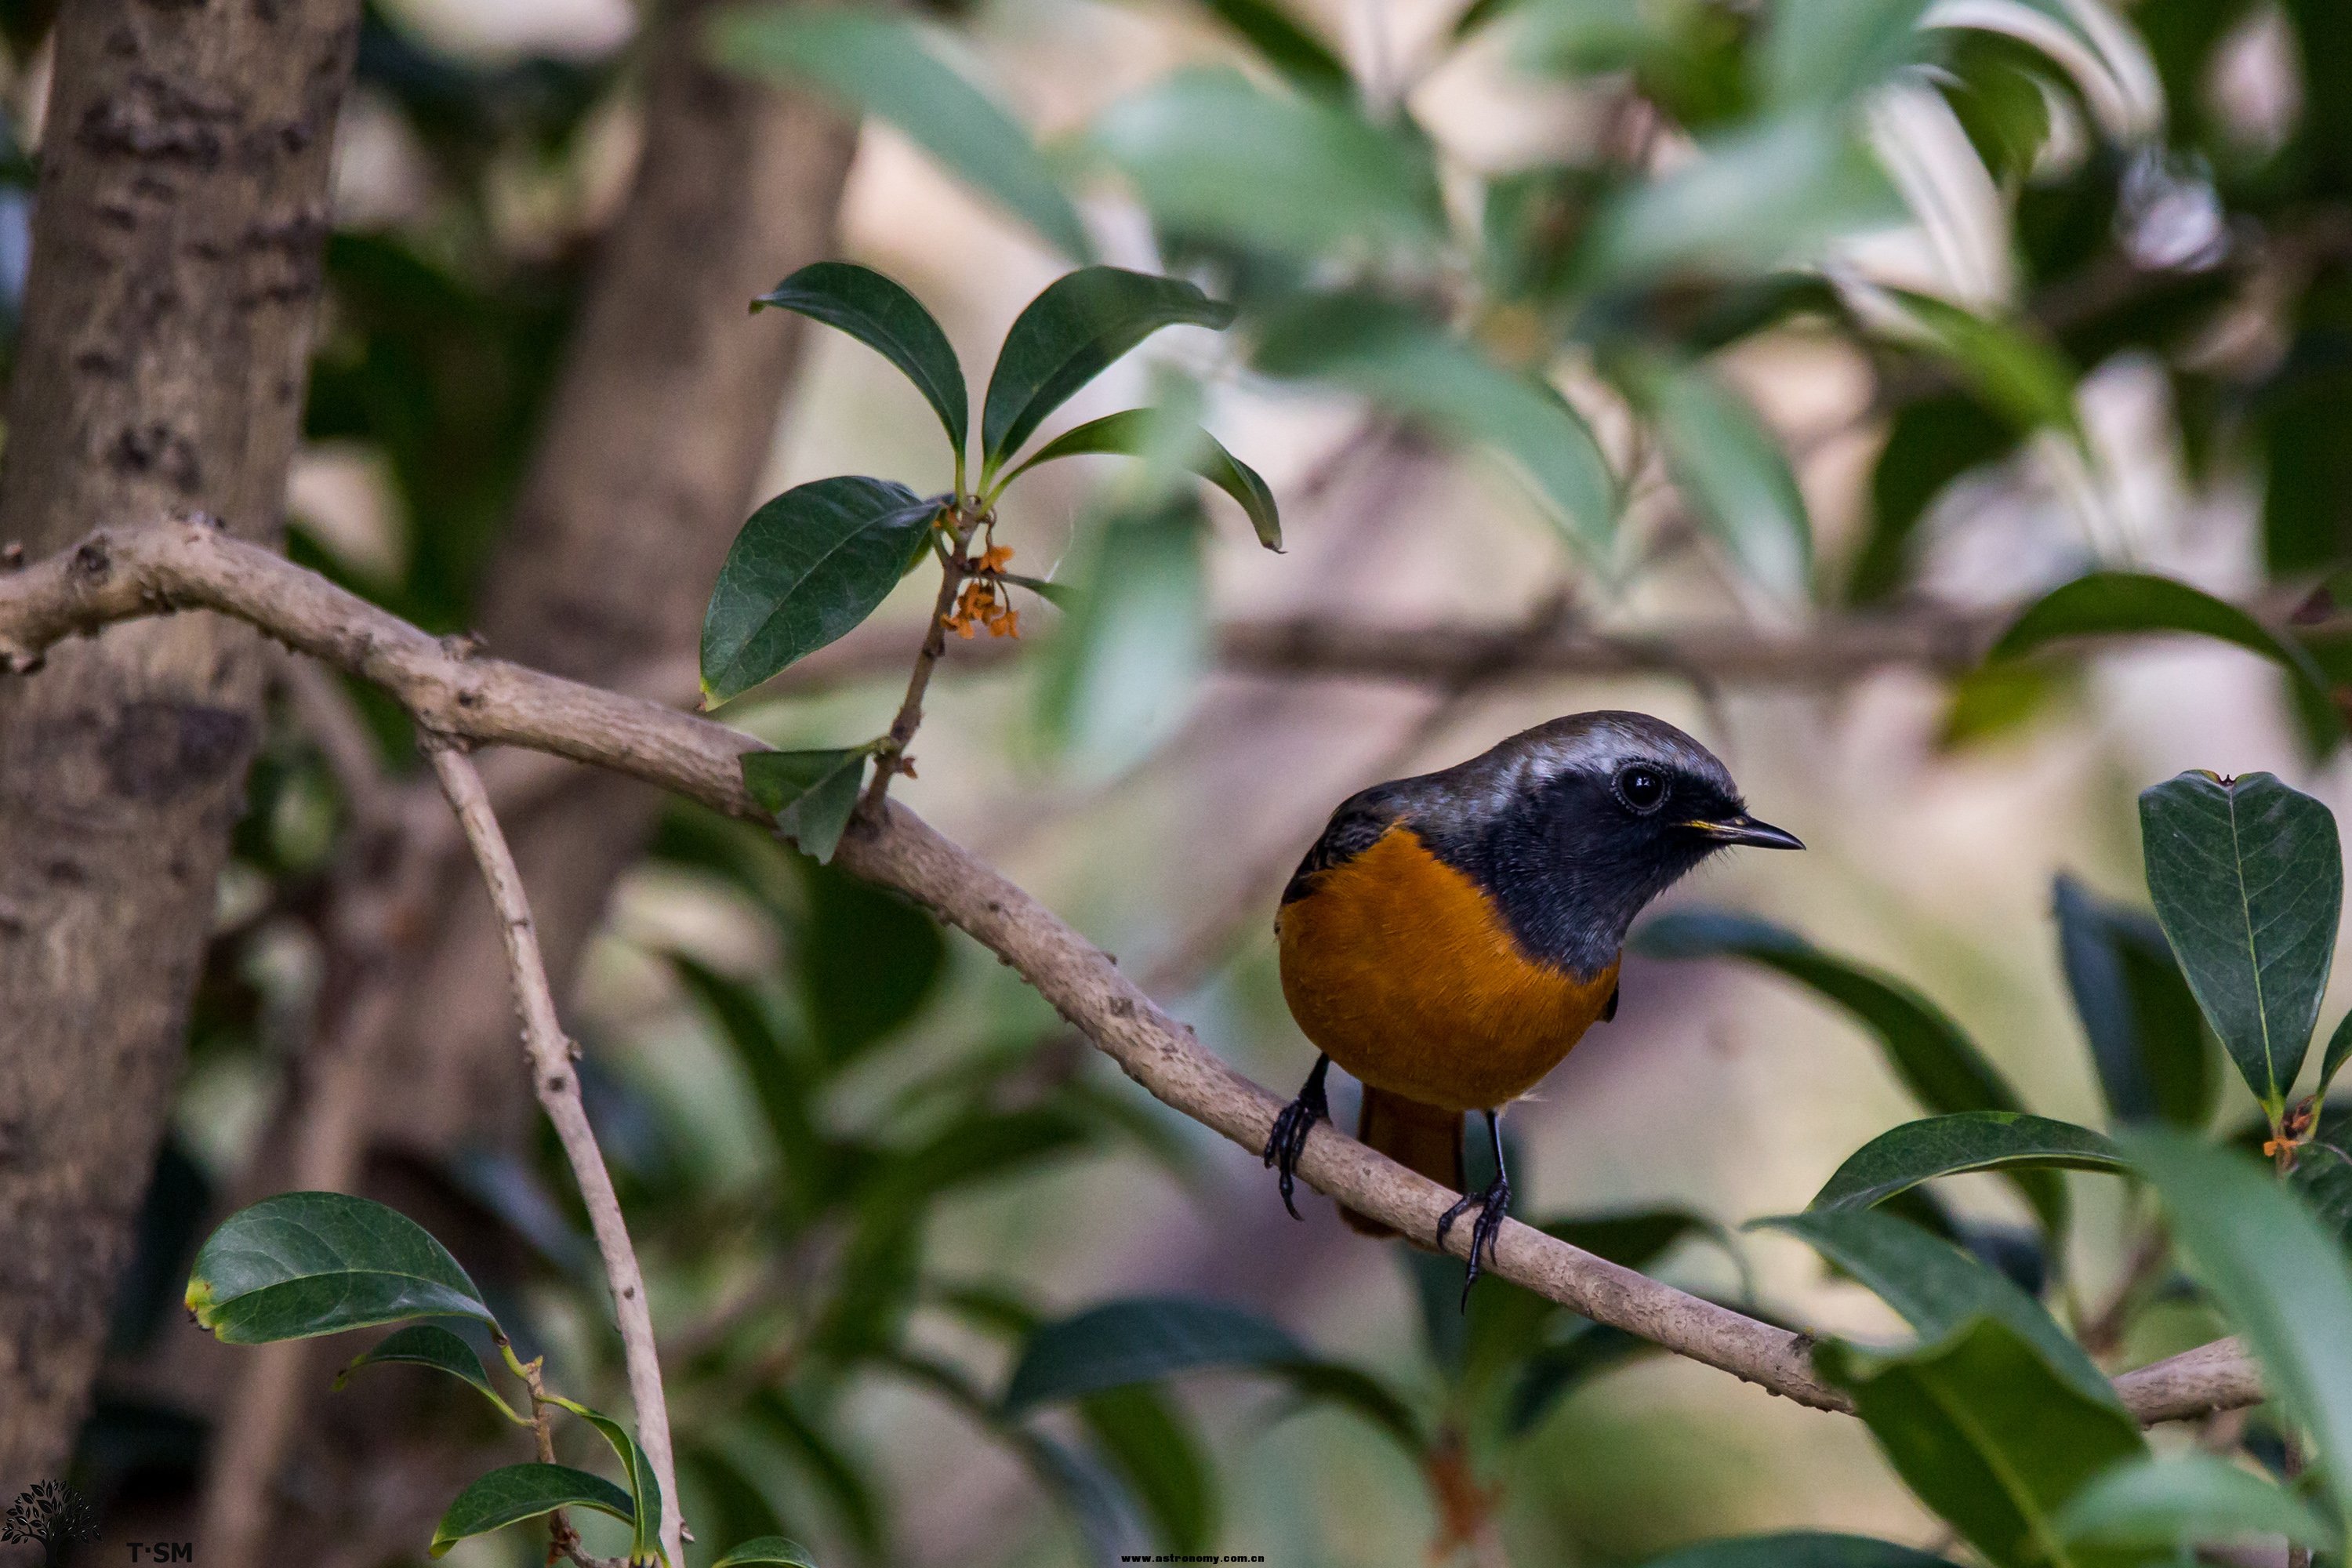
365,2,857,1158
0,0,358,1501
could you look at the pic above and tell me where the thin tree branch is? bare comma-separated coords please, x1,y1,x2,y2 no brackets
423,736,684,1568
862,506,973,812
0,515,2269,1425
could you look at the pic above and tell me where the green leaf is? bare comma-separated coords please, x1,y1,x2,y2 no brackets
713,1538,822,1568
1633,911,2053,1226
1090,67,1442,263
1002,1295,1424,1453
753,262,967,456
1194,0,1351,96
799,857,946,1060
1505,1319,1653,1436
1255,292,1616,559
1637,1534,1961,1568
2122,1126,2352,1542
702,477,942,703
2054,1453,2338,1555
981,267,1236,476
2052,874,2216,1127
994,408,1282,550
2324,1009,2352,1098
334,1323,525,1424
1761,1209,2116,1408
1033,494,1208,779
1619,354,1812,599
1577,111,1904,287
1758,0,1938,107
710,9,1091,261
1846,392,2013,604
1810,1112,2125,1214
185,1192,495,1345
2139,770,2343,1114
742,747,870,866
1080,1384,1216,1553
1004,1296,1304,1414
549,1397,662,1565
429,1463,635,1557
1891,292,2082,441
1994,575,2332,708
1817,1316,2147,1568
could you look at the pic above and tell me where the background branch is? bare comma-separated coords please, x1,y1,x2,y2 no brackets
0,516,2267,1429
425,738,685,1568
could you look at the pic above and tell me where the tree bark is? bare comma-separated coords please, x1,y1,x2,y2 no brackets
0,0,358,1500
365,0,857,1159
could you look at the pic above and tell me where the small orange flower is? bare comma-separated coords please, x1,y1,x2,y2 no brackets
989,605,1021,638
977,543,1014,573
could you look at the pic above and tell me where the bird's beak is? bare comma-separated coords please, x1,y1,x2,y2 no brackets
1681,814,1805,851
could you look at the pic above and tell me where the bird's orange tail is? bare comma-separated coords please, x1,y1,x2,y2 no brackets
1343,1087,1465,1238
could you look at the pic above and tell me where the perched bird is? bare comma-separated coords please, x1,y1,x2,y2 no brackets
1264,711,1800,1293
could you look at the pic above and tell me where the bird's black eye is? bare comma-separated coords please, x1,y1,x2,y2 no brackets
1614,764,1668,815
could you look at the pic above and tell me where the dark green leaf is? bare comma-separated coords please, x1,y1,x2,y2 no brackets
2054,1453,2337,1555
1033,494,1208,778
981,267,1236,475
713,1538,822,1568
1817,1316,2146,1568
429,1464,634,1557
1505,1319,1653,1435
335,1323,524,1424
710,9,1092,260
753,262,967,455
742,747,871,866
1619,354,1811,598
1000,571,1075,608
1633,910,2050,1225
995,408,1282,550
549,1397,662,1564
1847,392,2013,604
702,477,941,702
1003,1294,1424,1452
1810,1112,2125,1214
2122,1126,2352,1540
1090,67,1442,263
1577,111,1904,287
186,1192,495,1345
1892,292,2082,441
1993,572,2335,708
1004,1296,1305,1414
2052,874,2216,1126
1080,1385,1216,1553
2140,771,2342,1114
1255,292,1615,558
1540,1207,1724,1272
800,858,946,1060
1196,0,1352,96
1637,1534,1960,1568
1758,0,1938,107
1761,1209,2116,1407
2325,1010,2352,1098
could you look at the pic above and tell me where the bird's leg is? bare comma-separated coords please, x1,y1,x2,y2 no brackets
1436,1109,1512,1306
1263,1054,1333,1220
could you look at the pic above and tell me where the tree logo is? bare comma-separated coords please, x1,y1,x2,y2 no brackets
1,1481,97,1565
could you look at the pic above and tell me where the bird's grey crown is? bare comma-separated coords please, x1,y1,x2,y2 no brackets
1428,710,1737,822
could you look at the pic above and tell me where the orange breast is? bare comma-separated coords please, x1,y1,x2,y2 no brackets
1276,825,1618,1112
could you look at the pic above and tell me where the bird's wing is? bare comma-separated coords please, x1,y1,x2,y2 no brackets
1280,784,1412,905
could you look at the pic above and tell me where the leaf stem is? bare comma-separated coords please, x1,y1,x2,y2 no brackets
861,500,978,815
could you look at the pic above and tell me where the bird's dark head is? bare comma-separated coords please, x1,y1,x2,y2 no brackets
1412,711,1801,975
